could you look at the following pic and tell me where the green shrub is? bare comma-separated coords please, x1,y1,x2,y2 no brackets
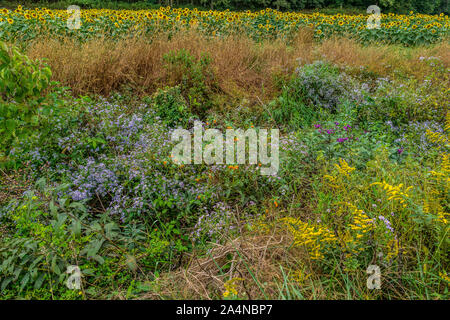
290,61,361,113
357,58,449,125
148,86,193,127
0,179,175,297
0,41,54,165
163,49,217,119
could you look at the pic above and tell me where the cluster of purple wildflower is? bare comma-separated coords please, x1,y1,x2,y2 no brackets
190,202,236,241
63,100,214,222
378,215,395,234
314,122,358,143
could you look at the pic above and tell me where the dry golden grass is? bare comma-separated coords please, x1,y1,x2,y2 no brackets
26,29,448,104
27,30,304,101
28,30,448,98
24,28,313,102
142,232,299,300
136,194,417,300
141,217,412,300
139,201,321,300
0,168,32,206
317,38,450,79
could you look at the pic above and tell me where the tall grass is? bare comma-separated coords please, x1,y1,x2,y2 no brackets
26,30,449,101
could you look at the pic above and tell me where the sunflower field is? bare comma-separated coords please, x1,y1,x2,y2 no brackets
0,5,449,45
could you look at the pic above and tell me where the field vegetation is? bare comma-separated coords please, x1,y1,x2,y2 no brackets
0,3,449,300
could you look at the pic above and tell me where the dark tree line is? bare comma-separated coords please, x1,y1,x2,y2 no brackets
22,0,450,14
152,0,448,13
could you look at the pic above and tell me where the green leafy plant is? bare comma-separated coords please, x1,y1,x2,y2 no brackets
148,85,193,127
0,41,53,165
163,49,217,119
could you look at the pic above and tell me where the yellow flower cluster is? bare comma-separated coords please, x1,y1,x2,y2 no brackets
291,268,310,286
323,174,339,188
334,158,355,176
334,202,375,260
345,202,374,238
310,139,449,271
223,277,243,298
426,129,448,146
282,217,337,260
424,153,449,224
436,211,448,224
323,158,355,189
425,113,449,224
427,111,449,148
385,238,400,262
440,271,450,282
370,181,413,207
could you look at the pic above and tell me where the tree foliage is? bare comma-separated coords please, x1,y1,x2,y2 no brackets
17,0,449,14
131,0,447,14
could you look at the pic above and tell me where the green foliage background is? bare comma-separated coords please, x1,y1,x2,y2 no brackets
3,0,449,14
